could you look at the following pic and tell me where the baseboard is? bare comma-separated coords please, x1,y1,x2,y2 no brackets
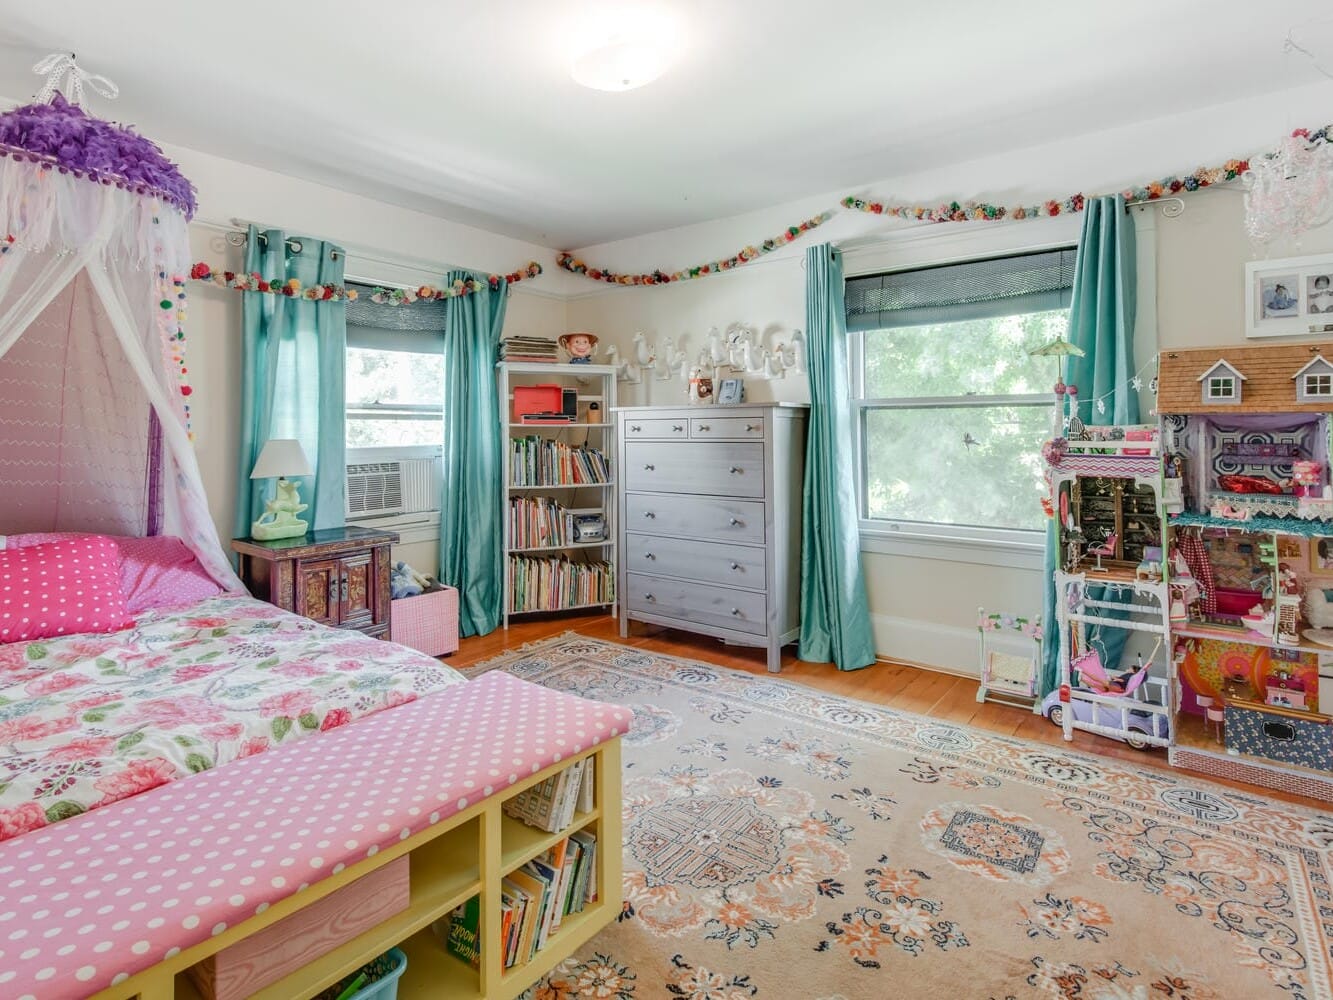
870,614,977,678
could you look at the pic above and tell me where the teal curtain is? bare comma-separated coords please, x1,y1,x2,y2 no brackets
799,244,876,671
438,271,508,637
234,226,346,541
1039,195,1139,695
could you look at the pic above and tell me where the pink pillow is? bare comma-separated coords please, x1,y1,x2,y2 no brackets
2,533,223,614
0,537,135,644
117,536,223,613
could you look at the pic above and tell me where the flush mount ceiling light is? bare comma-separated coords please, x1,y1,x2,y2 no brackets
571,35,673,91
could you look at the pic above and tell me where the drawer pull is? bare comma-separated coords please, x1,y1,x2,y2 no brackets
745,423,758,432
644,511,656,519
729,466,742,474
644,552,656,560
729,517,742,526
644,464,655,471
644,593,655,601
698,424,710,431
672,424,684,432
630,424,642,432
341,575,349,603
730,607,742,616
327,577,337,607
730,562,740,571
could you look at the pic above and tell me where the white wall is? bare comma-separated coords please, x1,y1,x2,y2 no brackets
563,78,1333,673
174,144,569,576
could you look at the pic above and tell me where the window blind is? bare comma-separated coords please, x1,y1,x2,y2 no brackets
845,247,1078,332
346,283,447,353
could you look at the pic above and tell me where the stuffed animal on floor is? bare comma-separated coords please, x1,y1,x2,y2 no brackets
390,561,432,599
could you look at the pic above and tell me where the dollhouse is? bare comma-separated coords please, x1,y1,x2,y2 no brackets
1048,342,1333,802
1155,342,1333,800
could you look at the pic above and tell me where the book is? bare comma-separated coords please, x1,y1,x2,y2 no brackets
570,830,598,904
505,867,547,965
445,894,481,968
541,838,572,934
526,856,562,951
578,757,595,814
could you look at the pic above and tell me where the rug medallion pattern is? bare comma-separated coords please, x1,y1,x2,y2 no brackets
467,635,1333,1000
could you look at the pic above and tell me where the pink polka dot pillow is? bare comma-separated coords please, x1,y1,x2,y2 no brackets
0,536,135,644
3,533,222,614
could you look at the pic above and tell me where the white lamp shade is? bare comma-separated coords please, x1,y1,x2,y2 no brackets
250,439,313,480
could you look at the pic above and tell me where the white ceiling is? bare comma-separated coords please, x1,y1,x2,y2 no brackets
0,1,1331,248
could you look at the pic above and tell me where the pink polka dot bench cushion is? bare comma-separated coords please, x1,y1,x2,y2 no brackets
0,537,133,644
0,670,631,999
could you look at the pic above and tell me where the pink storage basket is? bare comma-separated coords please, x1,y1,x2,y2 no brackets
390,585,459,657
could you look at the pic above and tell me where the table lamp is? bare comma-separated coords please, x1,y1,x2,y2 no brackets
249,438,314,541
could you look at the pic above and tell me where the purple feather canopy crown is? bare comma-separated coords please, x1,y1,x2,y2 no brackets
0,92,196,218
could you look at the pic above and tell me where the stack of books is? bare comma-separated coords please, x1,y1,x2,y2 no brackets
503,757,594,832
497,831,598,969
507,555,613,612
509,437,611,487
500,336,559,363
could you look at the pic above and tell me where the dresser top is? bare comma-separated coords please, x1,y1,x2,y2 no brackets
612,402,809,412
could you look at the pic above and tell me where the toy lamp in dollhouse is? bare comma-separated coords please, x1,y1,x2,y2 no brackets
1028,337,1086,434
249,439,313,541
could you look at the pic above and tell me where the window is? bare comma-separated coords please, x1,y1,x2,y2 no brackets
1305,373,1332,397
345,285,446,448
1208,376,1235,399
848,248,1076,542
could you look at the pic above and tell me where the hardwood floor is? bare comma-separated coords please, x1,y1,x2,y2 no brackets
451,612,1326,810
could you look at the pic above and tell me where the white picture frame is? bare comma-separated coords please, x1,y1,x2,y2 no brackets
717,377,745,405
1246,252,1333,339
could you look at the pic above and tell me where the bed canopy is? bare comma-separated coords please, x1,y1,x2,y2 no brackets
0,58,240,590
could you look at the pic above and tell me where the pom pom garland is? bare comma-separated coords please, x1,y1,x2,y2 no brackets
189,261,543,303
556,211,833,286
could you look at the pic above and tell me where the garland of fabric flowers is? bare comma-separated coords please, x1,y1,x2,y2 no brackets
156,272,193,431
841,158,1252,223
188,261,543,303
556,130,1333,285
555,211,833,286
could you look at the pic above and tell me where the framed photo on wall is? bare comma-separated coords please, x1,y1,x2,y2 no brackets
1246,252,1333,338
1310,537,1333,574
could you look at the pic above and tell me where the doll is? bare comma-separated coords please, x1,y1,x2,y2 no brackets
558,332,598,364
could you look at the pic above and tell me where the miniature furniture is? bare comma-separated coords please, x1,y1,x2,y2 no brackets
232,526,397,639
3,671,628,1000
975,608,1042,709
1086,531,1117,572
499,362,618,626
1046,426,1175,750
616,402,808,672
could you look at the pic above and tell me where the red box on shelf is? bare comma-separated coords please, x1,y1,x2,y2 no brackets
512,384,563,422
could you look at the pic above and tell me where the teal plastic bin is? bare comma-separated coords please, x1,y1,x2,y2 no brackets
329,948,407,1000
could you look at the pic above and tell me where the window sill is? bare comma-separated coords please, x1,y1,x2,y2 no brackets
859,523,1044,571
347,511,440,546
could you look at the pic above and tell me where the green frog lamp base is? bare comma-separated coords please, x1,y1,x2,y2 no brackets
249,439,314,542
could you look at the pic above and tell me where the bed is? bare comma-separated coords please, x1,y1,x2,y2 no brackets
0,591,465,842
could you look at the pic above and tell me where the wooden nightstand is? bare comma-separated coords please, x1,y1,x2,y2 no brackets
232,526,399,639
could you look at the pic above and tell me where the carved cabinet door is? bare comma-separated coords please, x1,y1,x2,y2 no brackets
338,553,375,631
294,559,340,626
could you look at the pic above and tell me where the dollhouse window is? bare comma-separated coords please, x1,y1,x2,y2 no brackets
1304,373,1333,397
1208,376,1235,399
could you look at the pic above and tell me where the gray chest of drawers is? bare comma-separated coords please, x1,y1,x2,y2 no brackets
616,403,808,672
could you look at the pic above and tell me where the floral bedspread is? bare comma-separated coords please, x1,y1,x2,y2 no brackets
0,595,465,841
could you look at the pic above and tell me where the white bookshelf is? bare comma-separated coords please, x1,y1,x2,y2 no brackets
498,362,618,628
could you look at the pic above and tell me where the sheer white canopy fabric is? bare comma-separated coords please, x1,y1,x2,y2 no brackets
0,156,241,591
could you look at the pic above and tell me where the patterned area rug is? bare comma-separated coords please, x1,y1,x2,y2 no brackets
468,634,1333,1000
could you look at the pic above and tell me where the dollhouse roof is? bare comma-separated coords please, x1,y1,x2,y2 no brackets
1158,341,1333,414
1290,354,1333,379
1195,359,1247,382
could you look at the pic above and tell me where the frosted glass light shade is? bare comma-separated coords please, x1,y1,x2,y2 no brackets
571,39,672,92
250,439,313,480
